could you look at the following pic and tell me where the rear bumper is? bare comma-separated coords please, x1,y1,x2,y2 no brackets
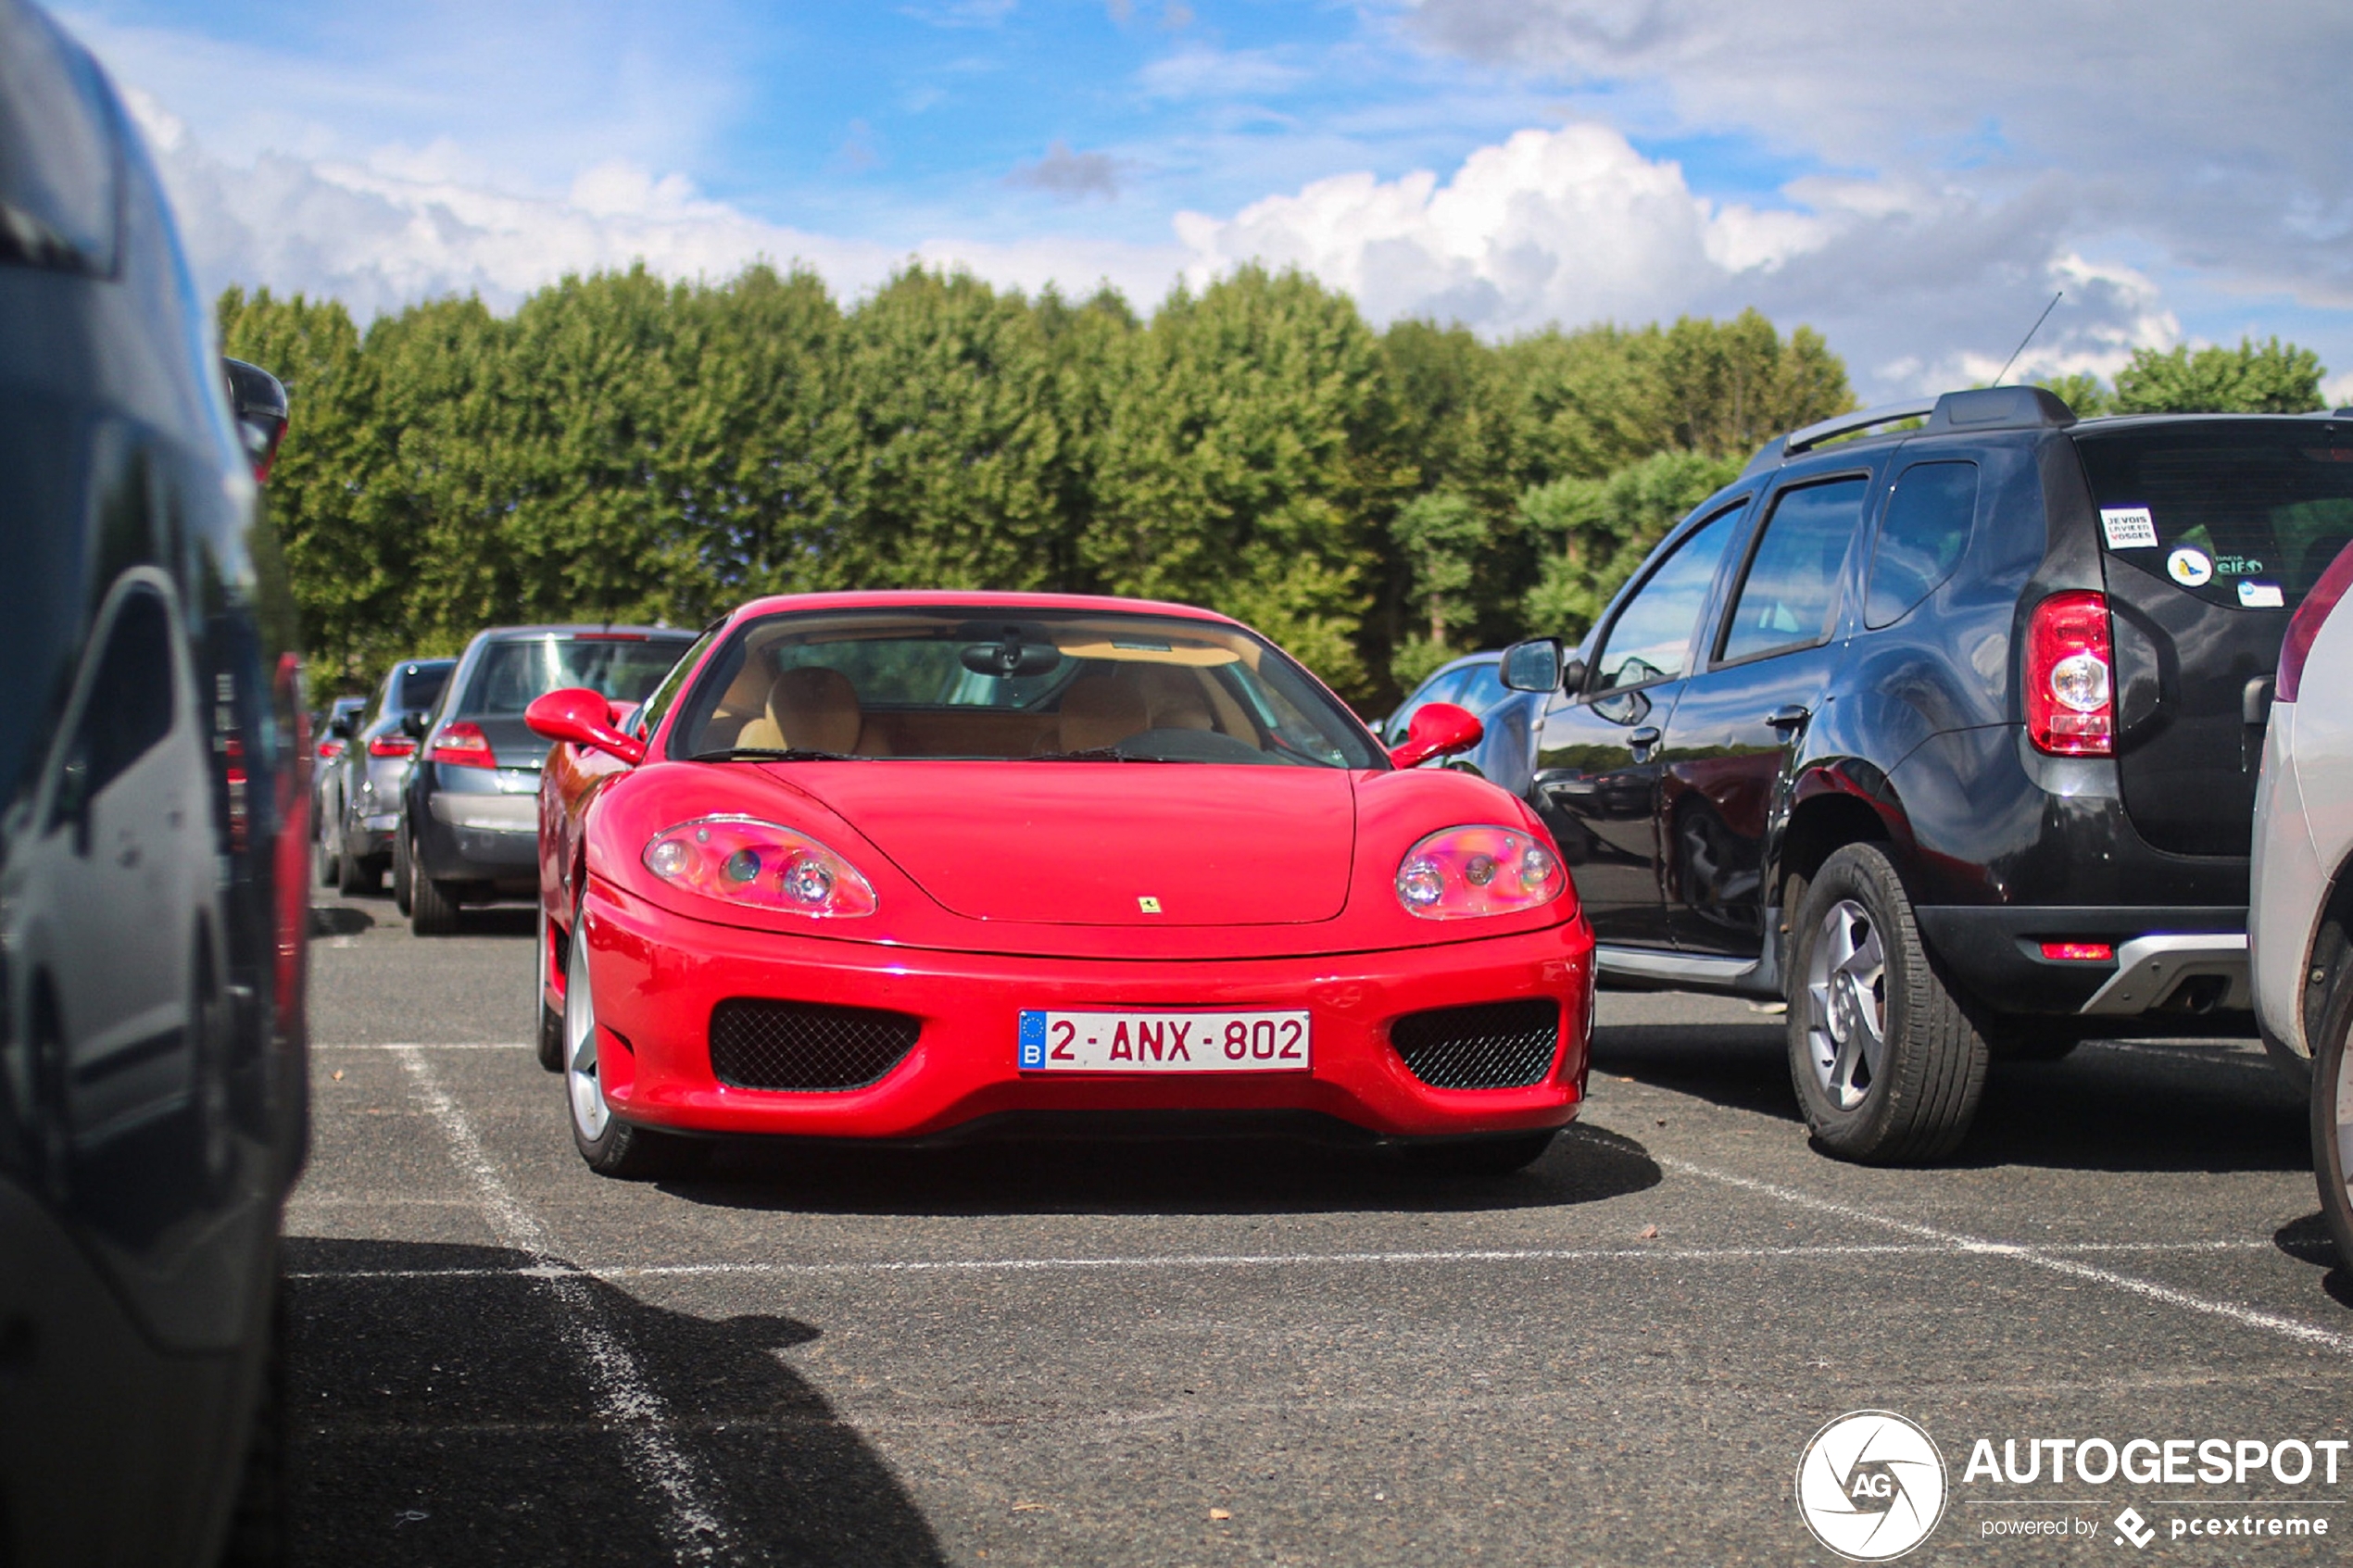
415,787,538,883
576,880,1596,1142
1915,905,2248,1019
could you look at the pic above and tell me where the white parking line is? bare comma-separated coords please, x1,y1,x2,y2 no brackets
286,1236,2278,1284
391,1047,736,1563
1660,1156,2353,1358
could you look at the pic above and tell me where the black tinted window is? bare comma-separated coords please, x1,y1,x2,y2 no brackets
458,635,694,716
80,587,174,795
1719,478,1866,664
1591,504,1745,690
0,4,117,272
2075,423,2353,610
1866,462,1978,629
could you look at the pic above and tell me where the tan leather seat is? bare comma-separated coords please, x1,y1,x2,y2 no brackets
1056,673,1147,751
1139,665,1215,732
737,666,873,754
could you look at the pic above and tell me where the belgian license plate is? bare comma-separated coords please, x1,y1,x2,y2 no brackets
1017,1009,1311,1073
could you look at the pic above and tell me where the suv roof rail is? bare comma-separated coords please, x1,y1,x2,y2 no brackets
1742,385,2079,476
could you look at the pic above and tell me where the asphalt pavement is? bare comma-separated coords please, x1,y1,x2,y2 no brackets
291,887,2352,1566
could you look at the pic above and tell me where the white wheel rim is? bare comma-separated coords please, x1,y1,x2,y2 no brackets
1805,897,1887,1112
565,914,608,1140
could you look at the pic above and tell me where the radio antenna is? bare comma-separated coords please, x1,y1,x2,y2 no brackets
1992,291,2063,387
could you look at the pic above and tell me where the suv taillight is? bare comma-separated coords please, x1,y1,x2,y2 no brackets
2279,537,2353,703
429,721,496,768
2027,591,2115,757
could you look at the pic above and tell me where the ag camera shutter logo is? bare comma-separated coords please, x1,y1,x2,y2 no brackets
1796,1411,1948,1561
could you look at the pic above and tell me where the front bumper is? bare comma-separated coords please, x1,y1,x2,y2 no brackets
577,880,1595,1142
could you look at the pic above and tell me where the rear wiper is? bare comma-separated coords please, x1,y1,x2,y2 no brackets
687,746,856,762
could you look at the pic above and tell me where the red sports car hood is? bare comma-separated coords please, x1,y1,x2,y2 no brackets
769,761,1357,925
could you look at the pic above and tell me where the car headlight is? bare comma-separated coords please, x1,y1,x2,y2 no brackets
642,816,877,918
1394,825,1564,920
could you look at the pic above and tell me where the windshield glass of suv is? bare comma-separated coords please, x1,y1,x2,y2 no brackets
2074,423,2353,610
671,608,1383,767
459,635,692,716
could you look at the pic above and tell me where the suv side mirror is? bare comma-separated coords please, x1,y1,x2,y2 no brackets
1389,701,1482,770
1499,638,1565,693
398,709,429,740
327,711,355,741
525,687,647,767
1560,655,1588,695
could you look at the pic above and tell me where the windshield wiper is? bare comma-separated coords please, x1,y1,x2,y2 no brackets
687,746,857,762
1025,746,1178,762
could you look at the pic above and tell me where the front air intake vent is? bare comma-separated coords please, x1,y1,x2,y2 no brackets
1389,998,1560,1090
709,999,920,1092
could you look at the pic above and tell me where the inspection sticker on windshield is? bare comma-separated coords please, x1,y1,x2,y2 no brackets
2100,506,2158,548
2238,581,2285,608
1018,1009,1310,1072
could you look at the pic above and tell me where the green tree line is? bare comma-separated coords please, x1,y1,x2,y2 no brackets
220,265,1853,705
222,261,2329,708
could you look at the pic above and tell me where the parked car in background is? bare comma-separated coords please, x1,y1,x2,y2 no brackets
1385,651,1544,795
525,591,1588,1180
0,6,309,1562
1500,387,2353,1163
2247,538,2353,1261
396,625,697,934
315,657,453,895
311,695,366,767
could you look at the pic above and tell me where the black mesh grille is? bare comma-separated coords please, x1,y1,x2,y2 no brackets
1389,998,1560,1090
709,999,921,1092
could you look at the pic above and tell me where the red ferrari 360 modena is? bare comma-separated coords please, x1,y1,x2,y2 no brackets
525,591,1594,1178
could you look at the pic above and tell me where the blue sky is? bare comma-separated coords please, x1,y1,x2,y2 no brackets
62,0,2353,401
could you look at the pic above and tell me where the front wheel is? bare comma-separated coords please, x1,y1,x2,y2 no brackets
564,898,707,1179
1787,843,1987,1164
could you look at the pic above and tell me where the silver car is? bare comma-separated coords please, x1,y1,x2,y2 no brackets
2249,534,2353,1261
315,658,453,895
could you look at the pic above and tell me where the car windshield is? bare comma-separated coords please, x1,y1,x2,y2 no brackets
458,635,694,717
2074,422,2353,610
670,607,1383,768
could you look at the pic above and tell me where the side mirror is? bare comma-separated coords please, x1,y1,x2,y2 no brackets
1499,638,1565,693
526,686,648,767
1560,655,1587,695
222,358,288,483
327,711,355,740
398,709,429,740
1389,701,1482,770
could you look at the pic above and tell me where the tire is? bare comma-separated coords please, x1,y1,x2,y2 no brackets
563,895,707,1179
1984,1016,2082,1063
391,823,413,916
535,906,564,1073
408,831,462,935
2312,935,2353,1268
313,813,339,889
218,1275,286,1567
1404,1129,1556,1179
1787,843,1988,1164
335,842,378,897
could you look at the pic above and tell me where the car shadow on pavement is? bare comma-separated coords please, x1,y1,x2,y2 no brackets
656,1123,1660,1219
284,1236,948,1568
1589,1019,2309,1174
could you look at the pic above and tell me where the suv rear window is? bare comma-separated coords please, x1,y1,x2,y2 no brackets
458,635,693,716
2074,423,2353,611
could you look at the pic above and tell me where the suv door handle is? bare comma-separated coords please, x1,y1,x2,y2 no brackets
1766,705,1810,731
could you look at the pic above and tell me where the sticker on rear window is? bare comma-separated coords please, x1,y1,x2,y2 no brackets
2100,507,2158,548
2167,547,2214,587
2238,581,2285,609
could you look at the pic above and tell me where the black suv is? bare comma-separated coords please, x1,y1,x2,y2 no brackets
1501,385,2353,1162
1,4,308,1561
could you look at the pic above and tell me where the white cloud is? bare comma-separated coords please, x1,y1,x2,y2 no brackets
123,89,1185,320
1175,120,2172,396
1138,45,1304,101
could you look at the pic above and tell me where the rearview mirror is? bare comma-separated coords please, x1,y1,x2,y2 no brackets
1499,637,1565,693
960,640,1062,678
1389,701,1482,769
525,686,647,767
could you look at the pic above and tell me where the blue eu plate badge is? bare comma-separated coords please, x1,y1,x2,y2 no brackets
1018,1010,1048,1070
